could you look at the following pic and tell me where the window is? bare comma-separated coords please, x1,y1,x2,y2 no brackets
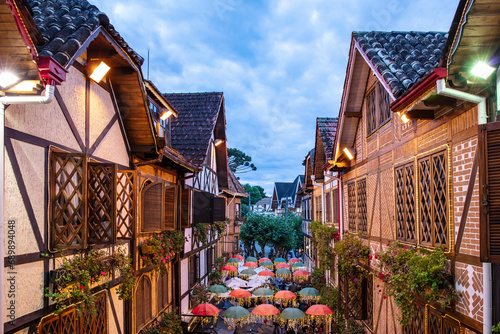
348,182,356,232
158,272,170,312
151,99,171,146
315,196,322,221
357,179,367,234
234,236,239,250
403,303,425,334
189,255,198,289
142,181,164,232
418,150,448,247
332,190,339,223
235,203,241,219
50,152,134,249
396,162,416,243
367,83,392,135
325,192,332,222
136,276,152,332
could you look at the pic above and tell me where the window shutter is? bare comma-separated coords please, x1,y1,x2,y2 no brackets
142,182,164,232
479,122,500,263
212,197,226,222
158,272,169,311
144,278,152,324
117,170,135,239
181,188,191,228
325,192,331,222
189,255,197,288
50,152,87,249
88,163,117,244
164,185,176,230
193,191,213,224
135,278,145,331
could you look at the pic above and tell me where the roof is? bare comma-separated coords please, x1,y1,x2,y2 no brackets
254,197,271,207
222,169,248,197
317,117,338,162
353,31,447,98
275,182,293,199
28,0,143,67
164,92,224,168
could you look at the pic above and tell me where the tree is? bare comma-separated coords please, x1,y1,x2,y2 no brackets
242,184,266,206
228,148,257,174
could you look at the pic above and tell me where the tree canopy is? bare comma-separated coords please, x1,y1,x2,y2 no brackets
228,148,257,174
241,184,266,206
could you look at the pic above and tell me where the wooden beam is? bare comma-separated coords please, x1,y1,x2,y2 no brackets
54,88,85,152
344,111,362,118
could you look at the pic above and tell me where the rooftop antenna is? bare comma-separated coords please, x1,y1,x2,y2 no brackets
147,48,150,80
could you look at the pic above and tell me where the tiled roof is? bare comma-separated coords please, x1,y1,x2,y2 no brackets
28,0,143,67
255,197,271,207
317,117,338,161
309,148,316,174
223,169,248,197
353,31,447,98
275,182,293,199
164,92,223,168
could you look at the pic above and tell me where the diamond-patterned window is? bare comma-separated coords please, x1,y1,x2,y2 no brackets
403,303,424,334
357,179,367,234
396,162,416,243
348,182,356,232
367,83,392,136
418,150,448,248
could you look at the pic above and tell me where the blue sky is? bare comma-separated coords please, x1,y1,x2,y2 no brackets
92,0,459,195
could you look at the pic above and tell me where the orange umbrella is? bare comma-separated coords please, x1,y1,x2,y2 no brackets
229,289,252,298
276,263,290,269
243,261,258,268
258,257,272,263
233,254,244,261
221,265,238,277
258,270,275,277
288,258,301,264
252,304,280,321
293,270,310,276
274,290,297,307
305,304,333,316
191,303,220,316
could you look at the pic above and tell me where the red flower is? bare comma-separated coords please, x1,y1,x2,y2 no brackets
79,286,85,290
369,255,372,260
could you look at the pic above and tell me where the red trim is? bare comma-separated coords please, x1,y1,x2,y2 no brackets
6,0,37,62
38,56,68,85
390,67,447,112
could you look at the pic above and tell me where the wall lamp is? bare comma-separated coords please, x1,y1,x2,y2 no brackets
0,71,20,89
160,110,174,120
470,61,496,80
401,114,411,124
343,147,355,160
214,139,224,146
89,61,110,83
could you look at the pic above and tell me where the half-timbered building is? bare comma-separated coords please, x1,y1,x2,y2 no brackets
270,175,304,217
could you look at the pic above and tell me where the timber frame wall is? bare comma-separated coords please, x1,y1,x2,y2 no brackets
339,70,484,333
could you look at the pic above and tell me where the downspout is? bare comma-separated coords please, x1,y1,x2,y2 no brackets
436,78,492,334
311,175,325,223
0,82,55,334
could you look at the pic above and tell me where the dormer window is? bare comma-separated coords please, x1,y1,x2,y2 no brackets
150,99,171,146
366,83,391,136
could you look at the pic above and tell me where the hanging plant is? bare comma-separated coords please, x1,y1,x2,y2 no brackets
45,249,134,315
190,284,210,308
194,223,210,245
375,241,460,325
310,221,340,271
212,220,227,237
334,232,370,277
140,233,179,275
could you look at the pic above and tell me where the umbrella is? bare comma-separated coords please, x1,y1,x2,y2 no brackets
305,304,334,325
243,261,258,268
233,254,244,261
208,285,228,294
252,287,275,298
258,270,275,277
276,268,292,280
191,303,220,325
246,256,258,263
279,307,306,329
298,287,320,302
274,257,286,264
229,289,252,306
274,290,297,307
258,257,272,263
240,269,257,279
288,257,301,264
251,304,280,322
227,258,240,265
221,265,238,277
260,260,274,269
292,270,310,283
276,263,290,269
222,306,251,328
291,262,305,272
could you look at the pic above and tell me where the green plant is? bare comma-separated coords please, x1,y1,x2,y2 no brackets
376,241,460,325
492,322,500,332
190,284,210,308
194,223,210,244
140,233,180,274
208,270,222,284
311,267,326,291
334,232,370,277
112,247,135,301
310,221,339,271
212,220,227,236
140,308,182,334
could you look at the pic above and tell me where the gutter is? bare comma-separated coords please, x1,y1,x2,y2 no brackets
0,82,56,334
435,78,491,334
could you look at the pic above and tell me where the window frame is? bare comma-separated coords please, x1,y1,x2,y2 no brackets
366,83,392,136
141,180,165,233
395,161,417,244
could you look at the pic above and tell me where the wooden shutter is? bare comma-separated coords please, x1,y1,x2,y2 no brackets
88,163,117,244
348,182,356,231
357,179,367,233
212,197,226,222
135,277,145,331
193,191,213,224
181,188,191,228
164,184,176,230
325,192,331,222
142,181,164,232
50,152,87,249
117,170,135,239
189,255,197,288
479,122,500,262
158,272,169,311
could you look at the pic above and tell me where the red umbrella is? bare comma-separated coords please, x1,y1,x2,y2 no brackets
252,304,280,316
305,304,333,316
274,290,297,299
288,258,301,264
292,270,310,276
258,270,275,277
229,289,252,298
233,254,244,261
191,303,220,316
221,265,237,271
276,263,290,269
258,257,272,263
243,261,258,268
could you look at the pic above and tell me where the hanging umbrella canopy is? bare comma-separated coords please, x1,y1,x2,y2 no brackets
252,287,274,297
240,269,257,278
191,303,220,316
298,287,320,302
221,265,237,272
276,268,292,276
281,308,306,320
227,258,240,264
258,270,275,277
306,304,333,316
252,304,280,316
293,270,310,276
275,290,297,299
222,306,251,328
260,260,274,269
258,257,272,263
243,261,258,268
274,257,286,264
292,262,305,268
288,258,301,264
229,289,252,298
246,256,258,263
208,285,228,294
293,270,310,283
276,263,290,269
233,254,244,261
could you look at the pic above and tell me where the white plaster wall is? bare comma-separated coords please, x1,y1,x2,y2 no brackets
92,121,130,167
4,141,45,255
56,67,86,140
180,258,189,315
3,261,44,323
184,228,192,253
108,286,125,334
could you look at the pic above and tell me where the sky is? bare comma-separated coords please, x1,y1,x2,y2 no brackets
91,0,459,196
